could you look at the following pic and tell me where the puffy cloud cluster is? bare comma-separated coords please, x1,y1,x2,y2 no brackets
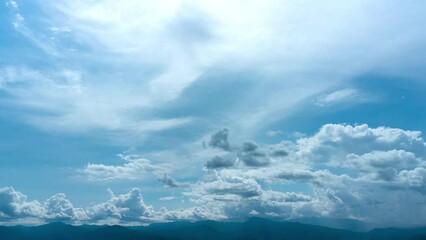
204,130,290,169
43,194,87,221
82,158,158,181
347,150,424,182
239,141,271,167
296,124,425,164
0,187,225,225
3,124,426,226
184,173,314,220
196,124,426,225
0,187,85,223
87,188,157,224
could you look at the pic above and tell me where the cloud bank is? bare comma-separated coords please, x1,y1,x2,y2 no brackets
2,124,425,226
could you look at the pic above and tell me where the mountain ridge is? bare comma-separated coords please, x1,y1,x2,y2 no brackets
0,217,425,240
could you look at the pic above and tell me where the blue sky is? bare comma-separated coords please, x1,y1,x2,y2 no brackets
1,0,426,226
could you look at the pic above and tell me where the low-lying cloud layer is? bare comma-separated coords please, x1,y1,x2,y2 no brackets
2,124,425,226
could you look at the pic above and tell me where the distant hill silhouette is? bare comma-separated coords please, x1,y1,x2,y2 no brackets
287,217,375,232
0,217,425,240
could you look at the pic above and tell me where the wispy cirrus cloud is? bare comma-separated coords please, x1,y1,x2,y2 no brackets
3,0,426,143
313,88,368,107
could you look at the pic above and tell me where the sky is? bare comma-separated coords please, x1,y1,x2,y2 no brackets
1,0,426,227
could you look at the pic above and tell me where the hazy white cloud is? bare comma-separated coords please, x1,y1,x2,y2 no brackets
5,0,18,9
0,66,191,137
313,88,367,107
159,196,176,201
82,157,162,181
90,124,425,225
190,124,426,225
82,155,189,188
3,0,426,143
265,130,284,137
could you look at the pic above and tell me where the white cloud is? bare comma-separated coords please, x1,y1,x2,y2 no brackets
159,196,176,201
5,0,18,9
82,155,166,181
313,88,367,107
398,167,426,187
0,67,191,136
43,194,87,221
182,172,315,220
265,130,284,137
347,150,424,181
0,187,44,220
3,0,426,142
0,186,228,225
82,154,189,188
186,124,426,225
296,123,426,165
0,187,87,224
2,124,426,226
87,188,158,223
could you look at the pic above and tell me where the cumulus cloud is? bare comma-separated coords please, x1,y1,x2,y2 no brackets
239,150,270,167
194,124,426,225
3,0,426,228
399,167,426,187
204,130,291,168
5,0,18,9
3,124,426,226
184,173,314,220
82,155,165,181
159,196,176,201
265,130,284,137
43,194,87,221
238,141,289,167
188,174,263,200
0,187,44,220
158,174,190,188
296,123,426,165
87,188,158,223
82,155,190,188
347,150,423,181
208,128,231,151
0,186,228,225
0,187,86,224
205,156,235,169
242,141,258,152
